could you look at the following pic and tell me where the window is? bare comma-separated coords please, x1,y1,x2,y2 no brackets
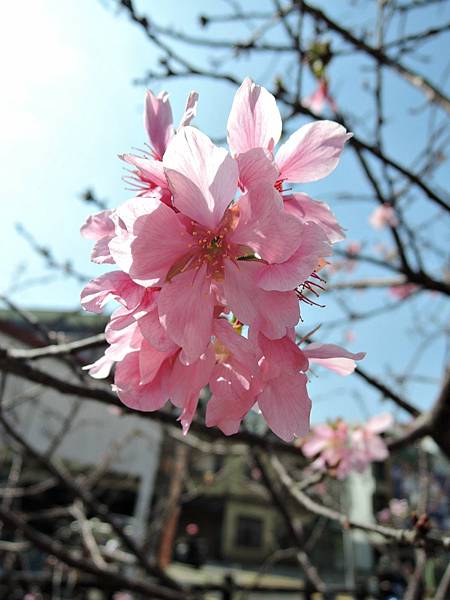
234,515,263,548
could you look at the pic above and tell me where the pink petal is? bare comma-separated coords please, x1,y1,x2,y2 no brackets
178,91,199,128
80,210,114,240
284,193,345,243
336,457,354,480
108,196,162,276
276,120,352,183
105,311,142,362
91,236,115,264
157,265,215,364
389,284,418,300
257,222,331,292
258,372,311,442
121,154,168,189
258,333,308,380
114,195,159,232
206,364,258,436
231,186,303,263
369,204,398,230
125,199,190,286
309,357,358,376
365,436,389,461
81,210,116,264
83,354,114,379
303,343,365,376
133,296,178,353
115,351,169,412
303,80,337,114
138,340,175,385
302,435,329,458
227,77,282,155
365,413,393,434
213,318,259,375
144,90,174,159
163,126,238,230
80,271,145,313
236,148,278,189
223,260,300,340
169,345,215,434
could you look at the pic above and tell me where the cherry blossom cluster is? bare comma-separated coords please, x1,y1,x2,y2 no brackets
377,498,409,524
301,414,392,478
81,78,365,441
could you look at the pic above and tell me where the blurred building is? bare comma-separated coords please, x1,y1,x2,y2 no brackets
0,308,163,542
2,309,450,591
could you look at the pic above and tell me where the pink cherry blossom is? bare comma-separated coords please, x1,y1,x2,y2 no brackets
346,241,361,256
378,500,410,524
283,192,345,243
351,413,393,472
390,498,409,518
345,330,356,343
255,333,311,441
205,319,261,435
377,508,391,523
80,271,145,314
303,79,337,114
80,79,364,441
303,413,392,479
369,203,398,229
389,283,418,299
302,421,353,479
121,89,198,203
206,334,364,442
80,209,115,264
302,343,365,376
227,77,351,187
226,78,349,251
109,127,318,363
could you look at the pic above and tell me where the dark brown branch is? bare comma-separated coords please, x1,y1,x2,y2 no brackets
387,415,432,453
387,367,450,457
385,22,450,51
270,455,450,549
119,0,450,214
0,410,184,593
252,451,326,593
354,366,420,417
298,0,450,115
404,549,427,600
0,506,190,600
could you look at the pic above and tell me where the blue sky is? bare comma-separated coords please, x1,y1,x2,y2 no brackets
1,0,448,425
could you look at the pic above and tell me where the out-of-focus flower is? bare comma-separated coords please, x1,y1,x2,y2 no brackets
303,420,353,479
351,414,393,472
369,204,398,229
389,283,418,299
389,498,409,518
377,498,409,523
303,79,337,114
302,413,392,478
186,523,199,535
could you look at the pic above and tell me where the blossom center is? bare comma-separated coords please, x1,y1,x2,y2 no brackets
186,207,242,280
